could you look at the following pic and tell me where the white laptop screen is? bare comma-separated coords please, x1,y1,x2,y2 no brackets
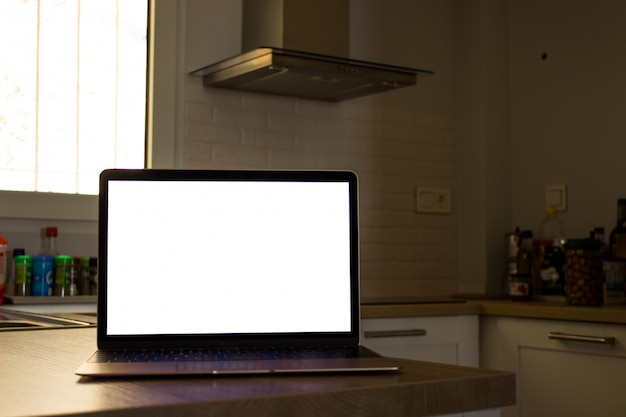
104,178,354,336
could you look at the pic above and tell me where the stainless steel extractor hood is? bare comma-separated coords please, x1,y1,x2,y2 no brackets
189,0,433,102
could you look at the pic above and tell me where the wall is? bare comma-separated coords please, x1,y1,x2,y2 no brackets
457,0,512,295
16,0,621,300
183,0,467,298
510,0,626,239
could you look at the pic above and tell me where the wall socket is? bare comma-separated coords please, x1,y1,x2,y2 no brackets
416,187,452,213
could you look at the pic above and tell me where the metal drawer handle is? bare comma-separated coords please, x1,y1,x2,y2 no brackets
548,332,616,345
364,329,427,338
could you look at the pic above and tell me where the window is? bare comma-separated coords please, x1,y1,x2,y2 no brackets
0,0,147,195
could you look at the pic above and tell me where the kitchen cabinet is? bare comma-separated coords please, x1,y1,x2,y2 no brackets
481,316,626,417
361,315,479,366
362,315,499,417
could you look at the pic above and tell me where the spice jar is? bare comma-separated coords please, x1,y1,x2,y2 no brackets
53,255,73,296
564,239,603,306
13,255,32,296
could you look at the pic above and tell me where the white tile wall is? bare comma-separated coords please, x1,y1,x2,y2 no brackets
183,77,459,298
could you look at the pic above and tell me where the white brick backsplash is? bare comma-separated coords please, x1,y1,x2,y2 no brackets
242,93,297,115
212,144,268,167
183,81,459,297
185,102,213,123
255,131,296,150
296,134,345,154
268,113,317,134
268,149,320,169
213,107,267,129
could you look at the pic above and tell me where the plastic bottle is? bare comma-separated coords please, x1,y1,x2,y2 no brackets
539,206,565,243
39,226,59,256
32,256,54,296
0,234,7,304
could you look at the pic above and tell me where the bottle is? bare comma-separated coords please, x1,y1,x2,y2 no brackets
504,228,521,295
0,234,7,304
70,257,81,296
539,206,565,244
609,199,626,259
31,255,54,296
536,207,566,297
516,230,534,275
591,227,607,254
7,248,26,297
80,256,98,295
88,257,98,295
39,226,59,256
510,230,533,300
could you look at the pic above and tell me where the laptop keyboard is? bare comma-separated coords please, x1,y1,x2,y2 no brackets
89,346,378,363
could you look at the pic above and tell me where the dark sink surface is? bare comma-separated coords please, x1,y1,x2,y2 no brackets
0,310,96,331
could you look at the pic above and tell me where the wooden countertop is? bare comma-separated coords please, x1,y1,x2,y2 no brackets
361,301,480,319
1,328,514,417
360,298,626,325
475,299,626,324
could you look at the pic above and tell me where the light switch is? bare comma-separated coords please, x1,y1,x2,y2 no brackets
546,184,567,211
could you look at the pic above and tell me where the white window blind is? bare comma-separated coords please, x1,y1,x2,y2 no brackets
0,0,147,195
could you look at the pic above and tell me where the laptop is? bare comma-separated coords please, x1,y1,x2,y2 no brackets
76,169,399,377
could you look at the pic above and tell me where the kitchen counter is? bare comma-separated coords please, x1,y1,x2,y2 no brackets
476,299,626,324
1,327,515,417
360,298,626,325
361,300,480,319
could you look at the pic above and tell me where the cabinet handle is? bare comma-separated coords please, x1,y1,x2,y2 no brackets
548,332,616,345
364,329,427,338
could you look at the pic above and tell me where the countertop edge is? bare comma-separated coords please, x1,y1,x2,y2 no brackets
361,303,480,319
361,300,626,324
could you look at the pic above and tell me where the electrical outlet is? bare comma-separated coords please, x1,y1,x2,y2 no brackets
416,187,451,213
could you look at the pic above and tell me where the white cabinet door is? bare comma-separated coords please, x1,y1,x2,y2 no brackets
481,316,626,417
362,315,499,417
361,315,479,366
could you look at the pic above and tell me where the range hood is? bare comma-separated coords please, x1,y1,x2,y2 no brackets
189,0,433,102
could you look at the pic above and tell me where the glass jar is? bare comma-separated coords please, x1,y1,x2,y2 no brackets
564,239,604,306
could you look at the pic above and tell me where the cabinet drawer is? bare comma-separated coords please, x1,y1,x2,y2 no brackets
361,316,479,366
518,319,626,358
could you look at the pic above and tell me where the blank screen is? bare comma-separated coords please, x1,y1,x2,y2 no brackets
105,180,353,336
